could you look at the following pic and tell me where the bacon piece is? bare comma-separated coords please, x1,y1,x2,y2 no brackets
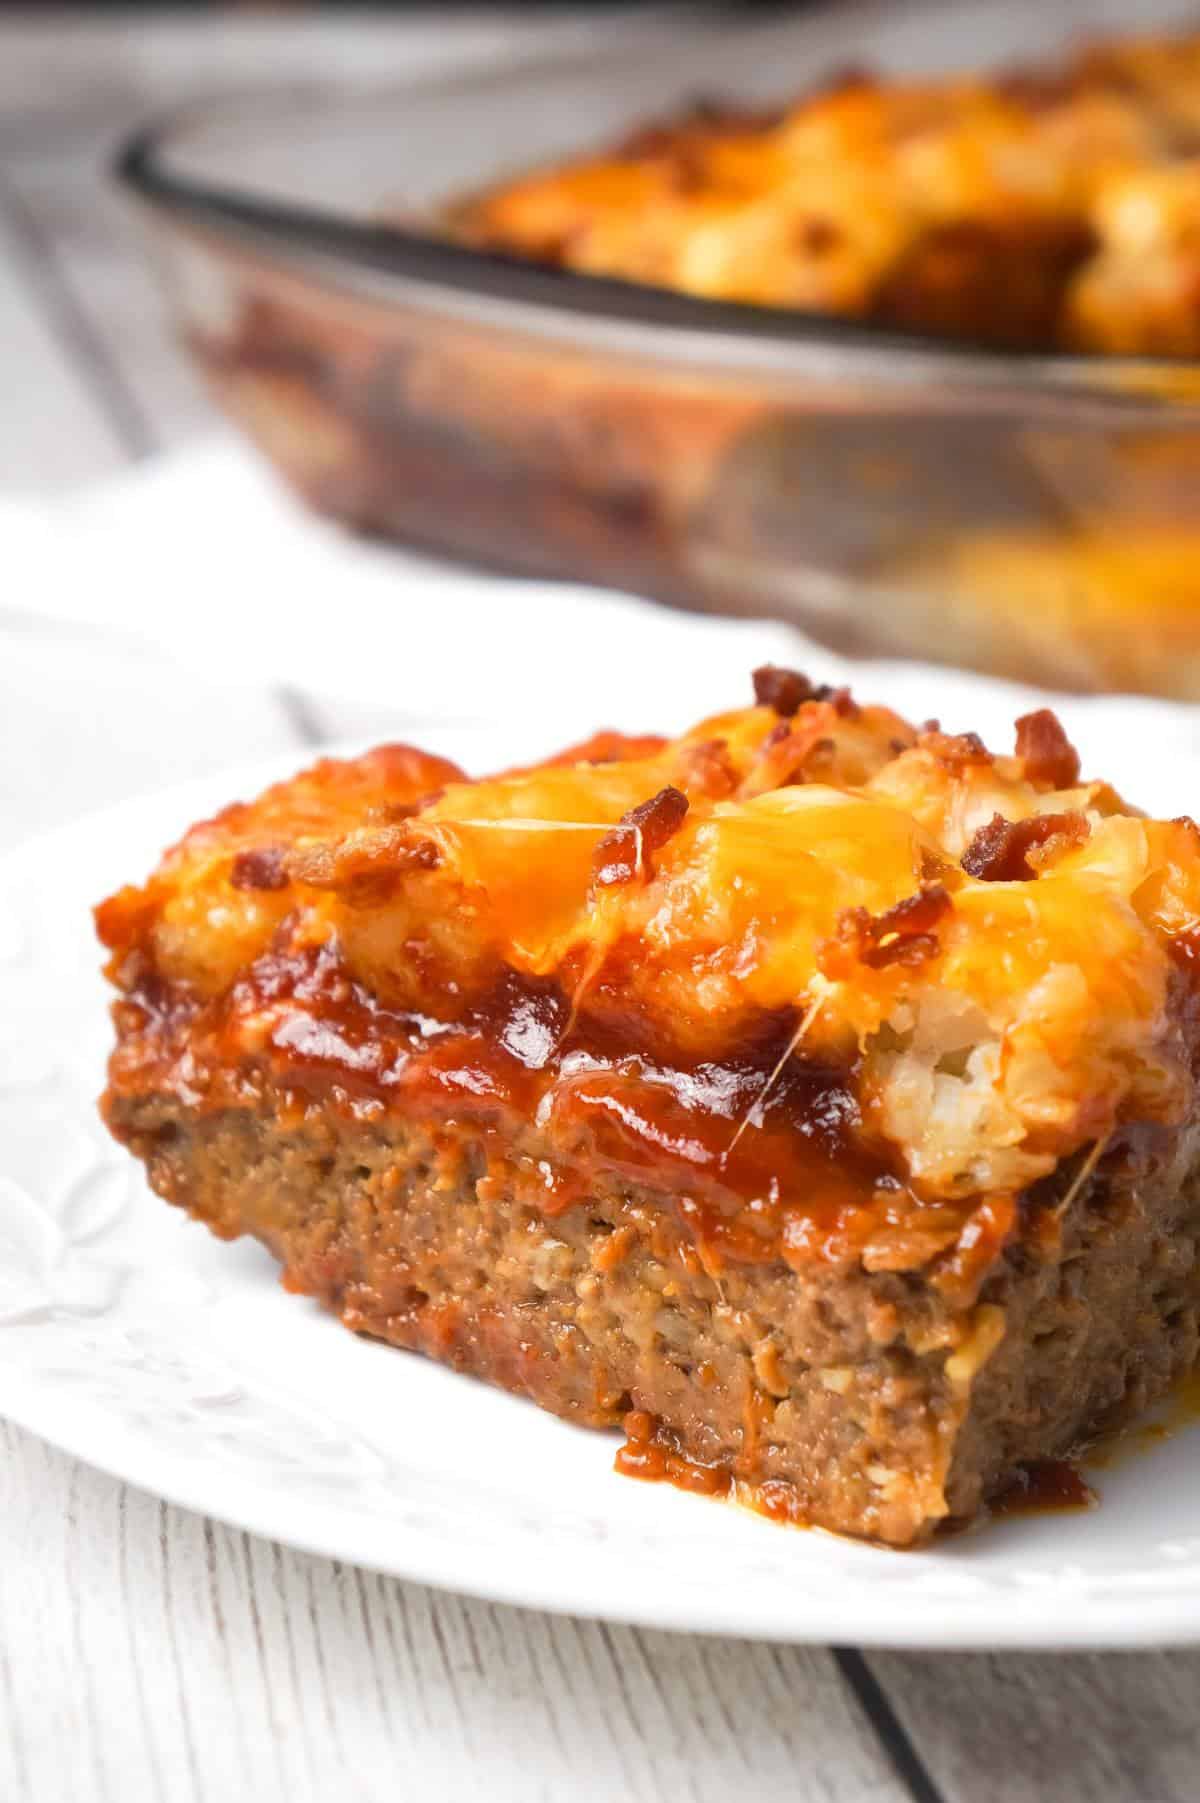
230,847,289,892
1169,927,1200,977
740,711,842,796
676,737,739,799
919,845,956,886
1015,709,1081,789
592,786,689,888
290,828,441,904
818,885,952,979
962,811,1089,881
371,787,445,824
918,728,992,774
752,665,828,717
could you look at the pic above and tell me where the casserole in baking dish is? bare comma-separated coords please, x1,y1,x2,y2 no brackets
118,0,1200,696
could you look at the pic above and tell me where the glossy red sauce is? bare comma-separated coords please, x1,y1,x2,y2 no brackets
615,1411,731,1497
619,1418,1105,1535
614,1411,819,1530
112,939,984,1272
991,1459,1097,1517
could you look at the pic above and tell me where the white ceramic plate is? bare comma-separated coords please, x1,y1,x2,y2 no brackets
4,728,1200,1652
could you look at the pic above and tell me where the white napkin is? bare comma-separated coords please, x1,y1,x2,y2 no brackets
6,434,1199,812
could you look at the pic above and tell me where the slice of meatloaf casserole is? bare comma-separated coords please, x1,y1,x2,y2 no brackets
97,675,1200,1545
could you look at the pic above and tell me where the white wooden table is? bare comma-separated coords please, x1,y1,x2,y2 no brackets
2,12,1199,1801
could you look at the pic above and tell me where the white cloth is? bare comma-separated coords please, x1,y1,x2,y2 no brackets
5,435,1198,812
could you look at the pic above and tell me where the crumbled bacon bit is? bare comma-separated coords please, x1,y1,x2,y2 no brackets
334,844,441,905
919,728,993,774
818,885,952,979
372,787,444,823
918,846,955,886
399,838,442,873
962,811,1089,882
230,847,289,892
290,829,441,903
1015,709,1080,789
1169,926,1200,975
751,667,855,721
678,737,739,799
752,665,825,717
592,786,690,887
743,699,872,796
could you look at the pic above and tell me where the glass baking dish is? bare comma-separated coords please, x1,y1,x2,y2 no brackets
116,0,1200,697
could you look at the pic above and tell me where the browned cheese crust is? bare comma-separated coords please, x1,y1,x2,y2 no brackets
454,30,1200,357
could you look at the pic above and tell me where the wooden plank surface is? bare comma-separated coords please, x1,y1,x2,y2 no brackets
0,1420,907,1803
0,178,131,488
1,14,1198,1803
867,1647,1200,1803
0,5,695,467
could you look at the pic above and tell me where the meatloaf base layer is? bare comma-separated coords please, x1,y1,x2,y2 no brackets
107,1089,1200,1547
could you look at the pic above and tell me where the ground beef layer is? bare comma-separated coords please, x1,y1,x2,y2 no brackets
106,1090,1200,1547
